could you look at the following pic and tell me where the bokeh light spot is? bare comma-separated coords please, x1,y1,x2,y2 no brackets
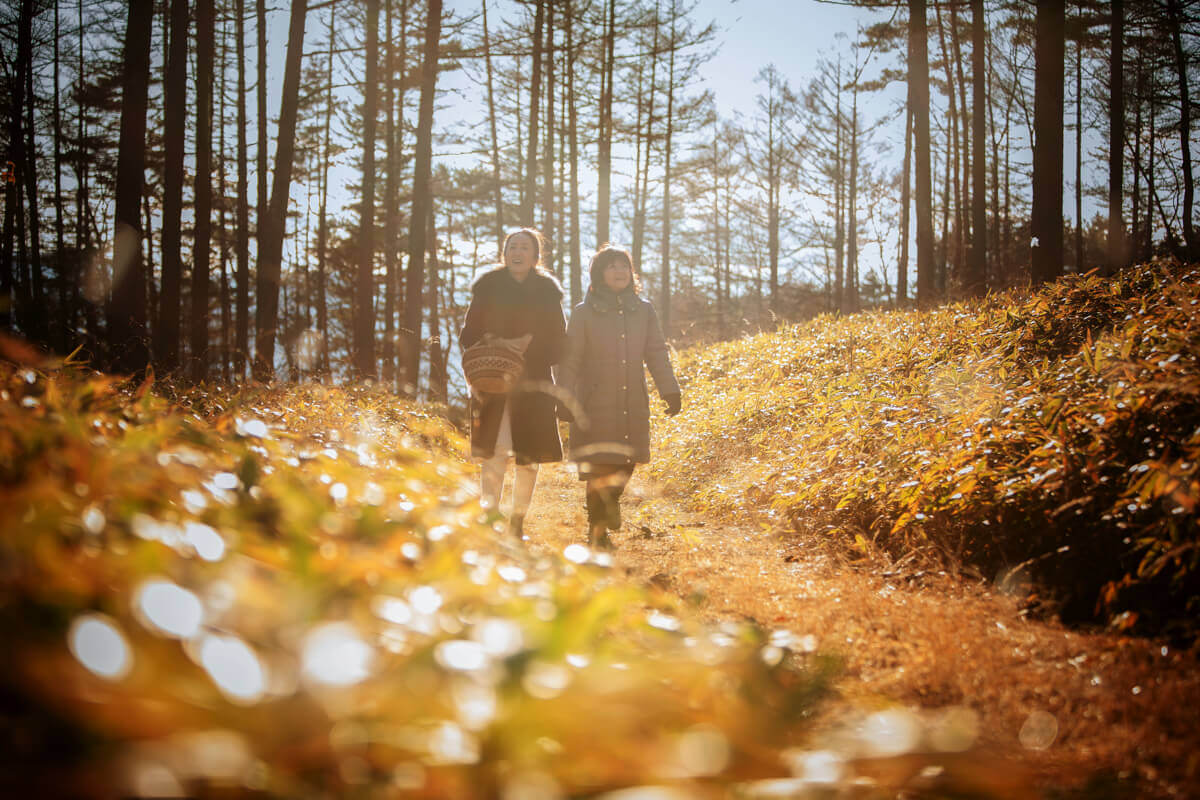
200,634,266,703
435,640,488,672
184,521,226,561
1019,710,1058,750
302,623,373,687
69,613,132,680
136,578,204,639
860,708,921,757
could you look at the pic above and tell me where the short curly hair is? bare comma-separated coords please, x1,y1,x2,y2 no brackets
588,243,643,292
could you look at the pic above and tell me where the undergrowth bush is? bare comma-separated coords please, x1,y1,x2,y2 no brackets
651,259,1200,640
0,366,841,797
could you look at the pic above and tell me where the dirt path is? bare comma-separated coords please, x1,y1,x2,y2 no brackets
518,462,1200,798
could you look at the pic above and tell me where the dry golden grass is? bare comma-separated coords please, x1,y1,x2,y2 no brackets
524,462,1200,798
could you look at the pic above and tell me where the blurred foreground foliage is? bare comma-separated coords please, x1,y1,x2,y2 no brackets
653,259,1200,640
0,367,860,798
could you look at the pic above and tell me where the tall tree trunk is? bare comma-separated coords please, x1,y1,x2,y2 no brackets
988,38,1003,286
143,194,156,345
632,2,659,276
3,3,31,333
402,0,442,396
847,90,858,311
383,0,398,388
160,0,188,372
1165,0,1195,256
1,135,12,332
192,0,215,383
710,124,723,332
899,102,912,306
660,0,676,331
1031,0,1065,285
482,0,503,254
521,0,544,225
933,2,958,292
316,3,337,379
53,0,68,351
1131,49,1143,261
1074,27,1083,272
556,87,567,280
19,0,44,344
217,19,231,383
834,59,845,311
945,1,968,281
252,0,308,381
355,0,380,380
76,0,95,351
566,0,582,304
15,177,28,334
938,105,951,293
596,0,615,244
1146,78,1156,258
235,0,250,378
542,0,555,261
910,0,935,307
631,50,646,268
1107,0,1124,274
427,206,447,403
255,0,270,364
107,0,153,374
966,0,987,296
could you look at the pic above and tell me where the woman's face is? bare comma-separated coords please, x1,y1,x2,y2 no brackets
602,257,632,291
504,233,537,281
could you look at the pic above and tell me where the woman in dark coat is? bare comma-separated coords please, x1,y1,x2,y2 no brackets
557,244,681,548
460,228,567,536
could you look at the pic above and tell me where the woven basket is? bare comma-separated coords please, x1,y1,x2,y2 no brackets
462,342,525,394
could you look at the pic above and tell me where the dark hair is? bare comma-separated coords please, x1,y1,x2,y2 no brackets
588,243,642,292
503,227,545,269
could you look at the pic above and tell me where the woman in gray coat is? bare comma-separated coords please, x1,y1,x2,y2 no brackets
557,244,681,548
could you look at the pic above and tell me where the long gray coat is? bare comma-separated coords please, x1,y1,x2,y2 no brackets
557,285,679,465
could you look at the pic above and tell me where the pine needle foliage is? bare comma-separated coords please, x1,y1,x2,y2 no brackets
0,368,836,796
651,260,1200,639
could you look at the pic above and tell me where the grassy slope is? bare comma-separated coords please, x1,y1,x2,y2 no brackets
0,372,834,797
650,260,1200,638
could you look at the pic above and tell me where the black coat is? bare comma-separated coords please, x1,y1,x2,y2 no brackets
460,266,567,463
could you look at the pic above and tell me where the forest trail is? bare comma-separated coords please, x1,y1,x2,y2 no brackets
517,461,1199,797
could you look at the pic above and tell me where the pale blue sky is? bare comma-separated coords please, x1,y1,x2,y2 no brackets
691,0,887,118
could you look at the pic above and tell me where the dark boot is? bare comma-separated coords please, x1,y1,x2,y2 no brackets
585,490,615,549
602,486,623,530
507,513,526,539
588,523,614,550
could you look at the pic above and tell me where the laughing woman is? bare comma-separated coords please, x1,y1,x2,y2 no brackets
460,228,567,537
557,244,681,549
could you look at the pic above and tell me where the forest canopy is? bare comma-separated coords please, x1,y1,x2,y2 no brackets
0,0,1196,397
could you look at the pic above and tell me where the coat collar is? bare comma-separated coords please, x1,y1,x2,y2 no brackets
472,265,564,300
585,284,638,313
